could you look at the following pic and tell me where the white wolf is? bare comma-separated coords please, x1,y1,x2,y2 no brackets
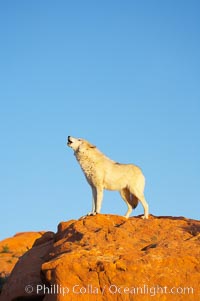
67,136,149,219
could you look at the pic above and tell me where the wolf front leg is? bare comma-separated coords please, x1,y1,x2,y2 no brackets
87,186,103,216
95,187,104,214
91,186,97,214
87,186,96,216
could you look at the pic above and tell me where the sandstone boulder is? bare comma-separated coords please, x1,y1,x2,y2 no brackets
0,232,45,275
1,215,200,301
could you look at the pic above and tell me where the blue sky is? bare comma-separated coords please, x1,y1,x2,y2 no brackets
0,1,199,240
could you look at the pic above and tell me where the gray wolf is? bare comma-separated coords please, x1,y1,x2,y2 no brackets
67,136,149,219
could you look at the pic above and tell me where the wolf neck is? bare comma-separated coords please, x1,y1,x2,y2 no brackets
74,147,112,169
74,149,90,164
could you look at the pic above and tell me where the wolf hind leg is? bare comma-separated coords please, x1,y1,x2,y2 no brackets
140,195,149,219
120,188,137,218
131,189,149,219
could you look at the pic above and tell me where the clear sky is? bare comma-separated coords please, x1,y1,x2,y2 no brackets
0,1,200,240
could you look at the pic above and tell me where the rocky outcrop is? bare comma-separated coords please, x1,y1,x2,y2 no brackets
1,215,200,301
0,232,45,276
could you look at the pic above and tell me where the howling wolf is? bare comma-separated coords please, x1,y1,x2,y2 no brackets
67,136,149,219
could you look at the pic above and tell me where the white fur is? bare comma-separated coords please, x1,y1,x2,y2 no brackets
67,136,149,219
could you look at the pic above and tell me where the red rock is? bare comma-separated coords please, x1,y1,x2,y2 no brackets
0,232,54,301
1,215,200,301
0,232,44,275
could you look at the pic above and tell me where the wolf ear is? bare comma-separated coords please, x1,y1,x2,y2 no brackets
85,142,96,149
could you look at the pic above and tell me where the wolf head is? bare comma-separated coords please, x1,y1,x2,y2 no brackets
67,136,95,152
67,136,82,151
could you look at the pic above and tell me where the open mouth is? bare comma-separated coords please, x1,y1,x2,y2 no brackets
67,136,73,145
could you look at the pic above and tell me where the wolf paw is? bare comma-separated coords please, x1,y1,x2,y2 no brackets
141,215,148,219
87,212,97,216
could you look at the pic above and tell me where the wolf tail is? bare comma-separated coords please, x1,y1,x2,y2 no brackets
130,193,139,209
